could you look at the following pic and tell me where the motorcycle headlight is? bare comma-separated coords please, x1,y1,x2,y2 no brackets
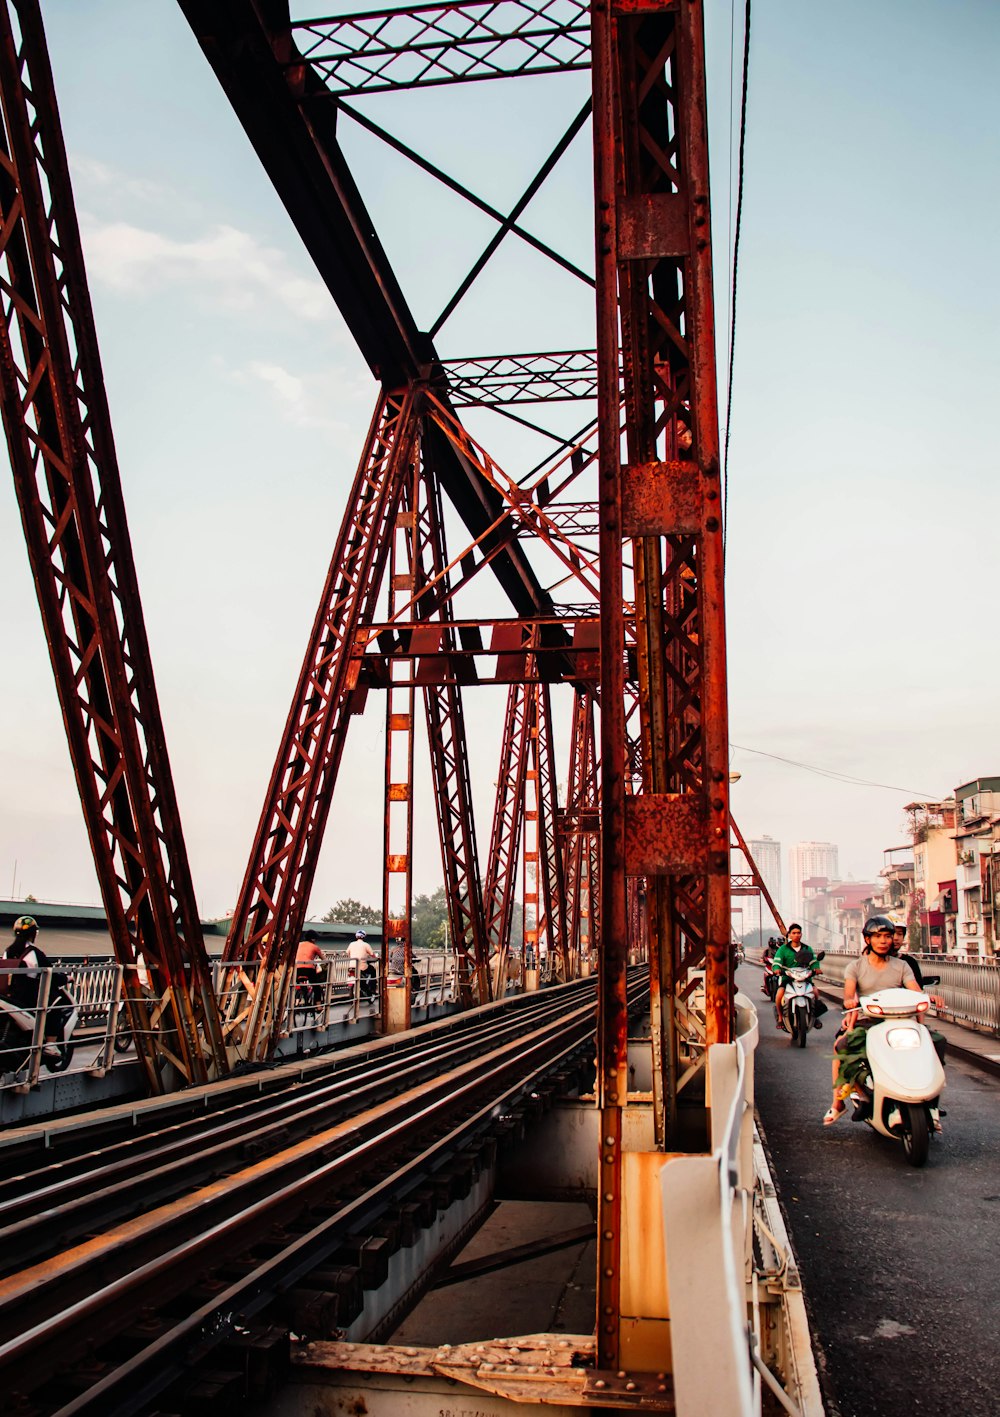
886,1027,921,1050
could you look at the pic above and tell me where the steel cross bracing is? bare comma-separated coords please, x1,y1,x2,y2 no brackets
0,0,226,1090
291,0,591,95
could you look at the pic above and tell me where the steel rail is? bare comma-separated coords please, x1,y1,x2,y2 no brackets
0,985,597,1272
0,979,648,1411
1,976,594,1179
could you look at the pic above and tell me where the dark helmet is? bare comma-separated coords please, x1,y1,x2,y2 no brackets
862,915,895,939
13,915,37,936
301,929,317,943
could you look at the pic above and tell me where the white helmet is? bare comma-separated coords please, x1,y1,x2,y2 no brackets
355,929,367,939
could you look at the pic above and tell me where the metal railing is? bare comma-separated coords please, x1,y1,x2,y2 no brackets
815,952,1000,1036
0,952,468,1093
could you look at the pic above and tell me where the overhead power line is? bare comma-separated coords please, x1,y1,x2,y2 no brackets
722,0,751,556
730,742,938,798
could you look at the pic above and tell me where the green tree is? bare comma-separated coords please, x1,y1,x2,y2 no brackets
412,887,449,951
323,897,381,926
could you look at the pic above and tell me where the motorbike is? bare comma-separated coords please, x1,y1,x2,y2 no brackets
761,955,780,1000
780,964,821,1047
0,980,79,1077
845,987,945,1167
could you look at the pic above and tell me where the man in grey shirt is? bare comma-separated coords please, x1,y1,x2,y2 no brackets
824,915,943,1125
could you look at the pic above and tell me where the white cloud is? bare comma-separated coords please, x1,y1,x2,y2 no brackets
225,358,373,431
71,153,168,207
79,214,336,325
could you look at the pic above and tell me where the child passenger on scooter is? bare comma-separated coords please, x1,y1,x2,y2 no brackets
823,915,945,1126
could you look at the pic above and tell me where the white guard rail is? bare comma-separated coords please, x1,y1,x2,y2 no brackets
660,1000,822,1416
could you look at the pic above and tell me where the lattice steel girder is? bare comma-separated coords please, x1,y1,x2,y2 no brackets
179,1,565,637
0,0,227,1090
382,462,419,1032
440,350,598,407
292,0,591,95
561,689,598,967
483,679,532,967
415,451,491,1006
593,0,731,1371
532,681,568,977
224,389,420,1059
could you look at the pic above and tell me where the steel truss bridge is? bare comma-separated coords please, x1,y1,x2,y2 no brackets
0,1,814,1413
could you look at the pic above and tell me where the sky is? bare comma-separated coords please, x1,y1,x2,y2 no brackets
0,1,997,920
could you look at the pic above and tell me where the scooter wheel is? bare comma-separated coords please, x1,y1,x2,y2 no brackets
901,1103,930,1167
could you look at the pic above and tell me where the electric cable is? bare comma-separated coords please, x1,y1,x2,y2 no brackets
722,0,751,558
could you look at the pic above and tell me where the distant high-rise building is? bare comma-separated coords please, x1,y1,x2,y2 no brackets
789,841,839,923
747,835,782,925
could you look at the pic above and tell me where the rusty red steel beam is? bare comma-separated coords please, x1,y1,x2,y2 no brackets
411,438,490,1004
224,389,420,1059
561,690,600,973
381,452,421,1031
592,0,731,1370
482,679,532,980
0,0,226,1090
532,681,569,979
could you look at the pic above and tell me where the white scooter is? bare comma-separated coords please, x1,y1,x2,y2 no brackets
848,987,945,1167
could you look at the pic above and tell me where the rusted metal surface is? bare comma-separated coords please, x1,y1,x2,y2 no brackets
483,680,533,980
0,0,226,1091
562,691,600,976
414,452,491,1005
533,681,569,979
382,453,421,1031
592,0,732,1367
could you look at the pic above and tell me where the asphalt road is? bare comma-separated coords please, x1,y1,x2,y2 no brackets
742,965,999,1417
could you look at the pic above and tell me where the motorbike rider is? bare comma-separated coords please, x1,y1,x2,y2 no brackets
295,929,326,1007
1,916,66,1064
772,924,819,1031
824,915,945,1125
347,929,377,999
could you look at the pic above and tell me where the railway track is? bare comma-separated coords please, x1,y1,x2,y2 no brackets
0,974,648,1415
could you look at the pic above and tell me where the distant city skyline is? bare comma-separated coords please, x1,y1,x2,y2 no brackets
747,835,783,927
788,841,840,924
